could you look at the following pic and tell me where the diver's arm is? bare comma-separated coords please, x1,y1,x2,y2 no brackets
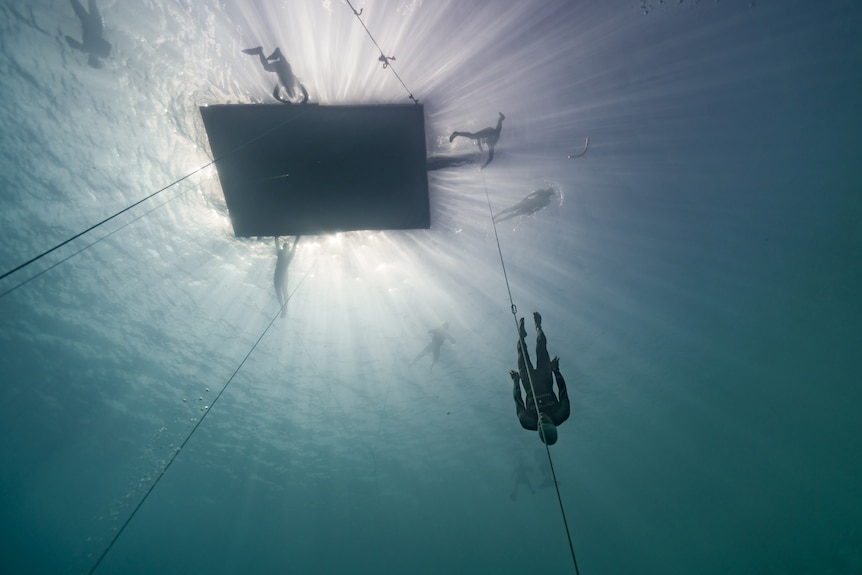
554,369,571,424
513,374,537,430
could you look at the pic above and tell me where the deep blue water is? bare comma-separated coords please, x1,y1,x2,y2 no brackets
1,1,861,574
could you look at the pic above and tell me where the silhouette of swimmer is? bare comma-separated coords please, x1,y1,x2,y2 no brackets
243,47,309,104
411,323,456,371
493,187,559,223
449,113,505,168
510,460,535,501
425,153,479,171
511,312,570,446
274,236,300,317
65,0,111,68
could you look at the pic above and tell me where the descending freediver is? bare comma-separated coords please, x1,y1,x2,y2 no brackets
274,236,300,318
510,460,535,501
493,186,559,223
242,47,309,104
65,0,111,68
510,312,570,445
411,323,456,371
449,112,505,169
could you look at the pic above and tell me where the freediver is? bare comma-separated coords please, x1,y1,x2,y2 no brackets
511,312,570,445
65,0,111,68
274,236,300,318
510,460,535,501
411,322,456,371
449,112,505,169
242,47,309,104
493,187,559,223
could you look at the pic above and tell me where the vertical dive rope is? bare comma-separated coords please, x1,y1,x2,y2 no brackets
481,173,581,575
343,0,420,104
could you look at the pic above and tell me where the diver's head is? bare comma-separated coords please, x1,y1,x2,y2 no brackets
538,414,558,446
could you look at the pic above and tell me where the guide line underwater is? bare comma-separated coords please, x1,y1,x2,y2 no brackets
344,0,420,104
0,109,313,299
480,171,582,575
85,242,325,575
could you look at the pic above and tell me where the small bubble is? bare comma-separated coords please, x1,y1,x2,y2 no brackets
205,388,210,392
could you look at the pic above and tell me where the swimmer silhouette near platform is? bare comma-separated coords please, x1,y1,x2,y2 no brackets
493,186,560,223
449,113,505,168
242,47,309,104
65,0,111,68
273,236,300,318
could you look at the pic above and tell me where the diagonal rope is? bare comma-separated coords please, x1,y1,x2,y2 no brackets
480,172,581,575
0,111,309,292
86,244,322,575
343,0,419,104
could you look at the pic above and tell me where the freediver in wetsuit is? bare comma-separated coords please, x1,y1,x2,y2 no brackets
242,47,309,104
411,323,456,371
65,0,111,68
493,187,559,223
274,236,300,317
511,312,570,445
449,112,505,168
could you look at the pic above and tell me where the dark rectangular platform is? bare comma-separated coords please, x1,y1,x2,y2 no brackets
200,104,430,237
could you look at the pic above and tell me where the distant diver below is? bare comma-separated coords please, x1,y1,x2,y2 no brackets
493,186,560,223
243,47,309,104
567,137,589,159
65,0,111,68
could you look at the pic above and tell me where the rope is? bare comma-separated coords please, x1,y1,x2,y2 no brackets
86,245,321,575
0,112,307,295
0,188,185,300
343,0,419,104
480,172,581,575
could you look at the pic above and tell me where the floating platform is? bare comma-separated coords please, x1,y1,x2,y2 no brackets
200,104,430,237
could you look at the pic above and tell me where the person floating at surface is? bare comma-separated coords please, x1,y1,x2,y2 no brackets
411,322,456,371
511,312,570,445
449,112,505,168
493,186,559,223
66,0,111,68
242,47,309,104
274,236,300,317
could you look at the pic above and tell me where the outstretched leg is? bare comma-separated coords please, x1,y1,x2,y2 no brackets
534,312,550,372
70,0,88,22
482,145,495,168
242,46,274,71
88,0,101,20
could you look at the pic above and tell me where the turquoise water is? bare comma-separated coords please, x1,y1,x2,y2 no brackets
1,1,860,573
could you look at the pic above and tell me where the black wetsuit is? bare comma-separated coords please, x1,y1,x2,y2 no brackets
513,328,570,430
